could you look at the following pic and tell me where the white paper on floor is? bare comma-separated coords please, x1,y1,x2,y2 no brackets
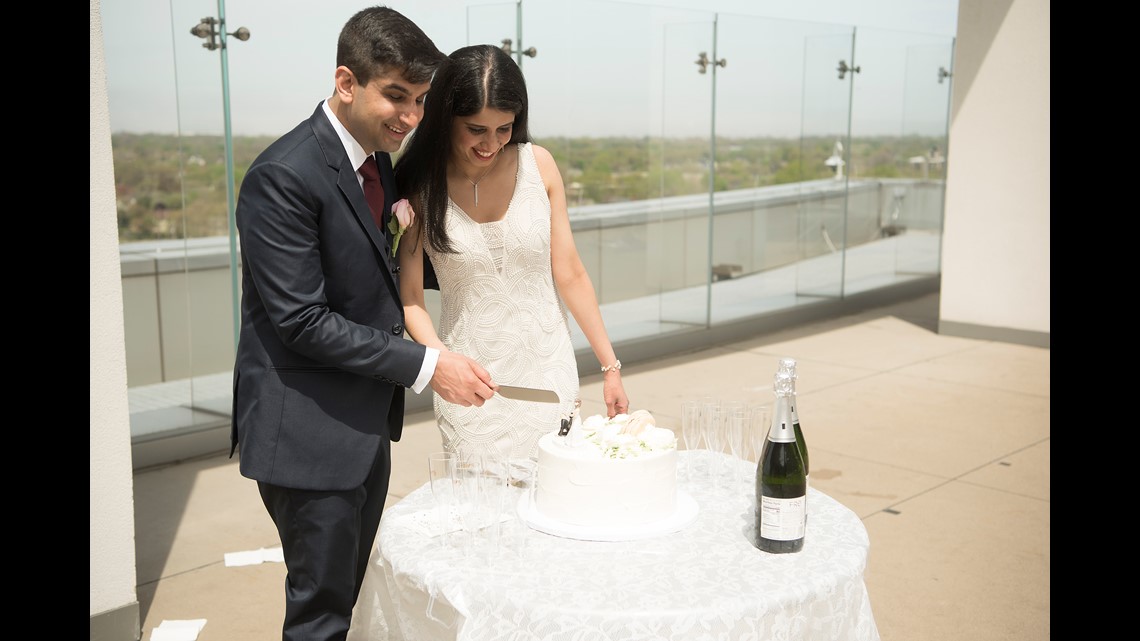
224,545,284,567
150,619,206,641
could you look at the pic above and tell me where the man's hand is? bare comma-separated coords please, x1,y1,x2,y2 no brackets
430,351,496,407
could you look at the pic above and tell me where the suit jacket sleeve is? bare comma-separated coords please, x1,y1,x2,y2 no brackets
239,159,424,381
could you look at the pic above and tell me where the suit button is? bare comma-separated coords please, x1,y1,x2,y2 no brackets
393,265,401,274
391,324,403,335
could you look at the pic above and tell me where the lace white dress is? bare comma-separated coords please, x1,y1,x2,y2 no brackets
427,143,580,461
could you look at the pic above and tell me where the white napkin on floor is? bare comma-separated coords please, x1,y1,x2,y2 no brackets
150,619,206,641
224,545,284,567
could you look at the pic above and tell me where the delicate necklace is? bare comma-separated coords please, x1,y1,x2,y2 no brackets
465,149,501,207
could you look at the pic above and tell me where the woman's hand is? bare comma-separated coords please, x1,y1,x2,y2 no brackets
603,371,629,418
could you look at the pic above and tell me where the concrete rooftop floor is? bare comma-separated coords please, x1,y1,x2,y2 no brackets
131,292,1050,640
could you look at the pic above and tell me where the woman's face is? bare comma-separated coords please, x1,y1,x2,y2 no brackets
450,106,515,171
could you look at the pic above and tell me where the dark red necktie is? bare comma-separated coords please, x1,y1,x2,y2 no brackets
359,156,387,231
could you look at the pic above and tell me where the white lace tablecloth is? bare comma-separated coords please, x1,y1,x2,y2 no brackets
349,451,880,641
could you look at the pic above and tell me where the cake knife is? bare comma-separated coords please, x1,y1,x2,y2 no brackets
496,385,560,403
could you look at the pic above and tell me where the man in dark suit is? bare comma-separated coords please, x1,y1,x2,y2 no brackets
230,7,496,640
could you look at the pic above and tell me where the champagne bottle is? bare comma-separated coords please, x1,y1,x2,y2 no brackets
755,372,806,553
778,357,809,479
778,357,809,525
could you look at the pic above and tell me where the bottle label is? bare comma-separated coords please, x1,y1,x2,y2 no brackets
759,495,806,541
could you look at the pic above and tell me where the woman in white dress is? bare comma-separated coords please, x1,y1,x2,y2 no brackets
395,44,629,461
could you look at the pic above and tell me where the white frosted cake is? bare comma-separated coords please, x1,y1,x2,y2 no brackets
534,409,678,527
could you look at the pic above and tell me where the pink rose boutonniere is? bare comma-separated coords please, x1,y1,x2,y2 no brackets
388,199,415,257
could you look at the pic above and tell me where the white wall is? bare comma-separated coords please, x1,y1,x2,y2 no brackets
90,0,139,633
939,0,1050,345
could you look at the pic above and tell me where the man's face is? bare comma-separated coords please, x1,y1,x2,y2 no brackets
349,69,431,154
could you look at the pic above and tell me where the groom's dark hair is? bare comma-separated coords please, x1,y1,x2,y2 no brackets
337,6,446,86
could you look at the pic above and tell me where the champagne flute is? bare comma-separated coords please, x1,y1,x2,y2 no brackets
680,400,703,482
506,457,539,507
700,399,724,490
452,451,485,556
747,404,771,509
721,400,745,458
747,404,770,463
477,452,510,557
426,452,458,549
504,457,538,558
725,406,749,493
714,402,740,490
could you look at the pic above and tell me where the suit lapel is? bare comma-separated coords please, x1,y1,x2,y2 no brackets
309,106,396,266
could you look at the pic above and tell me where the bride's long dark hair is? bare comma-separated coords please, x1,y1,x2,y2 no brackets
395,44,531,255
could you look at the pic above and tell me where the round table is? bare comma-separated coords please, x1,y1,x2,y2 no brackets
349,450,880,641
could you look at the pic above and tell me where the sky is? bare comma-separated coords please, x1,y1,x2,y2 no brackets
98,0,960,138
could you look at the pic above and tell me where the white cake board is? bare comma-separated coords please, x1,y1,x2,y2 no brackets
517,492,699,542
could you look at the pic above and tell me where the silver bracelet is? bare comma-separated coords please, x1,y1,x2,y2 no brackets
600,359,622,374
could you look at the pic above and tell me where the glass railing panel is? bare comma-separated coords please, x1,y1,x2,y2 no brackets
169,1,241,430
104,0,237,443
710,14,848,323
894,35,953,277
508,0,715,345
795,27,857,300
842,27,953,294
465,1,518,49
651,8,716,333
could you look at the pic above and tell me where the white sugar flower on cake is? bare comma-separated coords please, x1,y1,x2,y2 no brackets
567,410,677,459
